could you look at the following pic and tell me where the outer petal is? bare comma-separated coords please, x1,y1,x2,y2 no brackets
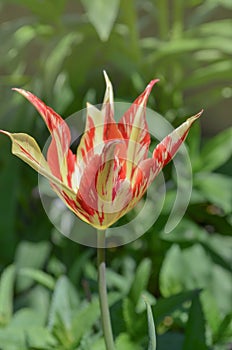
132,110,203,196
0,130,74,195
12,89,74,187
0,129,99,226
12,89,68,134
118,79,159,180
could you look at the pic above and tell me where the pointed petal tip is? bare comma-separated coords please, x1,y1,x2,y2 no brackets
187,109,204,124
151,78,160,85
12,87,23,92
144,78,160,96
148,78,160,88
12,87,30,98
0,129,10,137
103,70,110,84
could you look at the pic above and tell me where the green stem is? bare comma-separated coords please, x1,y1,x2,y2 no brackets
171,0,184,108
120,0,141,62
172,0,184,40
97,230,115,350
156,0,169,40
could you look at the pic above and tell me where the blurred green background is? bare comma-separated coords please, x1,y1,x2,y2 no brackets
0,1,231,349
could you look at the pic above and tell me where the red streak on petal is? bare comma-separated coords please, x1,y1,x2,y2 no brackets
19,145,39,164
66,150,76,188
75,193,95,218
85,117,95,151
97,208,104,226
47,138,62,180
61,191,93,222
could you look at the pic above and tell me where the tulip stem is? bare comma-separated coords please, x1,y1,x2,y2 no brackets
97,230,115,350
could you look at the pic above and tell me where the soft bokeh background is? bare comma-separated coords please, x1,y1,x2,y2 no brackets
0,1,231,349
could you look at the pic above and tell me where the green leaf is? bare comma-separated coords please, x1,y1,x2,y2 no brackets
71,292,119,346
194,173,232,214
215,313,232,343
136,291,156,314
201,290,221,335
0,265,15,326
44,32,81,96
0,157,18,262
10,308,44,328
210,265,232,316
157,332,184,350
19,267,55,290
71,296,100,345
10,0,66,22
147,37,232,64
81,0,120,41
200,127,232,171
159,245,185,297
106,269,130,294
1,309,57,350
26,286,51,325
159,244,213,297
115,333,141,350
183,294,208,350
14,241,51,292
201,234,232,273
180,61,232,89
206,0,232,10
26,327,57,349
145,299,156,350
129,258,152,306
160,219,207,243
48,275,79,331
192,19,232,38
89,337,106,350
0,328,25,349
123,297,146,340
153,290,201,324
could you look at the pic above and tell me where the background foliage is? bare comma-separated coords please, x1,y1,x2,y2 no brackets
0,0,231,349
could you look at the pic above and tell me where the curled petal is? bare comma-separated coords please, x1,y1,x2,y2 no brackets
12,89,73,186
12,89,69,135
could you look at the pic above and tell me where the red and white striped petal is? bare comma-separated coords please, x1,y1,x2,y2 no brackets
117,79,159,180
12,89,74,187
0,130,98,226
76,139,132,228
131,110,203,192
77,141,120,213
101,71,123,139
76,73,122,168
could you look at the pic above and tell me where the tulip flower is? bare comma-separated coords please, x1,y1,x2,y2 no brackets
0,72,202,230
1,73,203,350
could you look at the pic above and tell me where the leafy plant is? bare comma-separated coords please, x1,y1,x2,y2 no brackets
0,0,231,349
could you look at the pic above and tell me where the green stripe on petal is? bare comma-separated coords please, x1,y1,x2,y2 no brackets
0,130,74,197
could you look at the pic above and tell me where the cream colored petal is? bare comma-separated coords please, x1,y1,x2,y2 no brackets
0,130,74,196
